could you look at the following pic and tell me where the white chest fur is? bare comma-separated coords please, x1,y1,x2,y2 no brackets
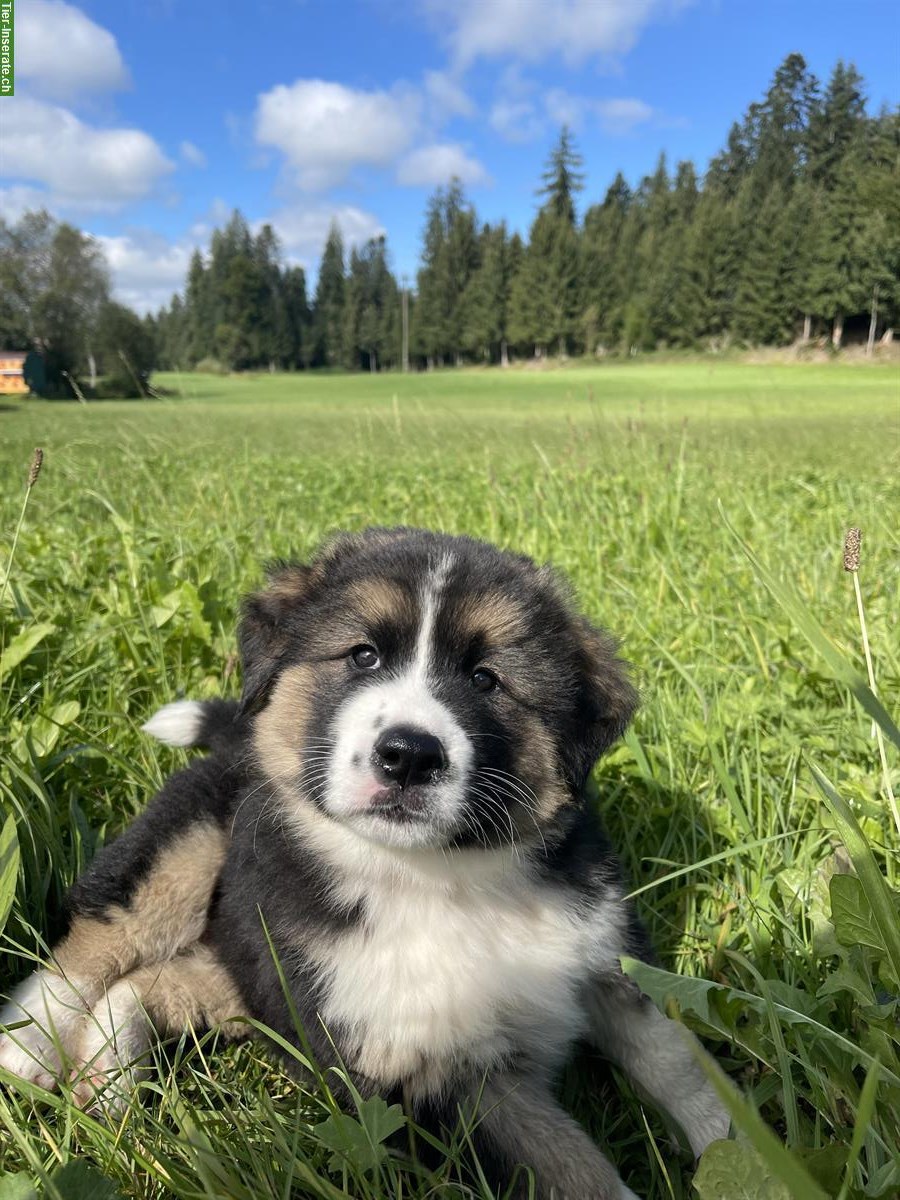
310,861,620,1092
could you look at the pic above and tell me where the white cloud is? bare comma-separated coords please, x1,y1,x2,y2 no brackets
96,231,196,314
596,98,655,133
423,69,476,120
1,97,174,213
490,69,659,143
424,0,690,67
396,143,490,187
255,80,419,190
489,96,542,143
544,89,588,130
180,141,208,168
488,65,543,142
0,185,51,221
17,0,129,99
262,204,386,269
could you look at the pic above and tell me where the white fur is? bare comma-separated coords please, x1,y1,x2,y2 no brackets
283,794,626,1096
142,700,205,747
73,979,152,1112
326,553,475,849
0,968,95,1086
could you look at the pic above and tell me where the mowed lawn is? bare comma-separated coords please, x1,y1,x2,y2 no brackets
1,361,898,1199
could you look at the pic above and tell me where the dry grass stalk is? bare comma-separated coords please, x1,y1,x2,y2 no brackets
1,448,45,606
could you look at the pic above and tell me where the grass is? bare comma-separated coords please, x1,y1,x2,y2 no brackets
0,360,898,1199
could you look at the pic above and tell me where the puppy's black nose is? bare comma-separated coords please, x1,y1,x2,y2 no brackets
372,726,447,788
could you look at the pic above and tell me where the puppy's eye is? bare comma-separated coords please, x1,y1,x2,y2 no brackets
351,645,381,670
471,667,498,693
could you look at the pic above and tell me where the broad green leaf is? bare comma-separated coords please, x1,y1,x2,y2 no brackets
27,700,82,758
817,963,876,1007
720,506,900,751
693,1139,790,1200
50,1162,124,1200
620,956,725,1027
691,1048,829,1200
810,763,900,991
314,1097,406,1176
0,622,56,681
794,1144,849,1193
829,873,884,954
0,814,19,935
0,1173,37,1200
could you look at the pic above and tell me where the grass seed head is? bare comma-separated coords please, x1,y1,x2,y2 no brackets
842,527,861,572
27,447,44,489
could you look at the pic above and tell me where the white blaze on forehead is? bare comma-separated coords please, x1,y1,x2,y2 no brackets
412,551,454,681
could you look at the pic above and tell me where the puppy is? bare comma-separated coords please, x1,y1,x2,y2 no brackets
0,527,730,1198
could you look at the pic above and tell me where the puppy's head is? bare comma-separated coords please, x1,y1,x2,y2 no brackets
243,528,637,852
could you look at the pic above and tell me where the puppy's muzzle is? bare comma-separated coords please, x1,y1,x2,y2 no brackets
371,726,447,789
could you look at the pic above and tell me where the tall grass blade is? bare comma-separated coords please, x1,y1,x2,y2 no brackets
719,504,900,751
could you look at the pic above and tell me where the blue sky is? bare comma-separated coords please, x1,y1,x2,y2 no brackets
3,0,898,312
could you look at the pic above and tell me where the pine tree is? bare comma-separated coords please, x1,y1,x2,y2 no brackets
461,223,515,363
282,266,310,368
538,127,585,225
312,223,346,367
734,184,796,344
808,62,866,189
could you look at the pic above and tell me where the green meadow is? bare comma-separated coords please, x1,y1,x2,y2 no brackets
1,361,898,1199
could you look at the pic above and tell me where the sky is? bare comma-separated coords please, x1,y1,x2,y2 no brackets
1,0,898,314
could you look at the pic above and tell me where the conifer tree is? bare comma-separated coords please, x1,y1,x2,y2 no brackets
312,223,346,367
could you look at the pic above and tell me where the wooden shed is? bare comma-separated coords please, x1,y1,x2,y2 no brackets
0,350,28,394
0,350,47,396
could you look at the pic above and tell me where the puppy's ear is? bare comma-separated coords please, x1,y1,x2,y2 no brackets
562,620,639,791
238,562,312,715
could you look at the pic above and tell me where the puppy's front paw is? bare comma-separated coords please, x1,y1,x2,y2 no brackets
0,969,92,1089
71,979,152,1115
685,1086,731,1158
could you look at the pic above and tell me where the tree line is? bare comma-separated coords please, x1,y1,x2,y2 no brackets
1,53,897,391
0,211,155,396
152,54,897,371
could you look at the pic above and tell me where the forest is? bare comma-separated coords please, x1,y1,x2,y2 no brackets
1,53,897,389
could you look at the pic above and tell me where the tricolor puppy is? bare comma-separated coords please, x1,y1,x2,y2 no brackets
0,528,729,1199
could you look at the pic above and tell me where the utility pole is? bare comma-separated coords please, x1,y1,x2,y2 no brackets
866,283,879,358
401,274,409,373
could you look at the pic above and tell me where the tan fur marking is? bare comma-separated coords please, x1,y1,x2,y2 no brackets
121,943,248,1039
514,718,570,824
254,662,318,784
54,823,226,987
263,565,310,603
344,577,412,629
455,590,527,646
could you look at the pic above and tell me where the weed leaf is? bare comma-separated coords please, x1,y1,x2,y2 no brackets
0,624,56,682
314,1098,406,1175
811,762,900,990
0,814,19,936
694,1139,790,1200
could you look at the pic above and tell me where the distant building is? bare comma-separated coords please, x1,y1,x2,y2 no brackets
0,351,28,394
0,350,47,396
